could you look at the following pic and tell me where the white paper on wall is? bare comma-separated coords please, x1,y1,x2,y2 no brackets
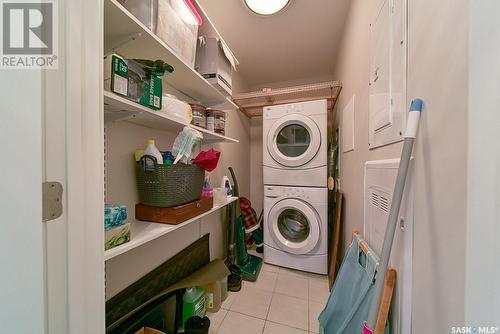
342,95,355,153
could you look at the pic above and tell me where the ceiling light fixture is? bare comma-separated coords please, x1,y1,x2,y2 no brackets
244,0,290,16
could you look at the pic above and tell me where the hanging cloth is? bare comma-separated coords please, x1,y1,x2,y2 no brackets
318,234,386,334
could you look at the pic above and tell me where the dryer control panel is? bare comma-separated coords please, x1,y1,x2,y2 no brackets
263,99,327,120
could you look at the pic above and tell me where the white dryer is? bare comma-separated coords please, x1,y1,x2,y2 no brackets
263,99,327,187
263,185,328,274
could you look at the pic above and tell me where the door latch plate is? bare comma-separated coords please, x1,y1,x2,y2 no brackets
43,182,63,221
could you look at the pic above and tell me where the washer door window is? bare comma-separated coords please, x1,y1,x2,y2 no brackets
267,114,321,167
268,198,320,254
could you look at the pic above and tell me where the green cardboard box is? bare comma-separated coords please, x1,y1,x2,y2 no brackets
104,54,163,110
104,54,128,97
128,59,163,110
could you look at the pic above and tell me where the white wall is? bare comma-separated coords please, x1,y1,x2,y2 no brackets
334,0,470,331
407,0,468,331
465,0,500,325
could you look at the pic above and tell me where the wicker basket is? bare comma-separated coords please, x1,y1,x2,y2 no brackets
136,155,205,207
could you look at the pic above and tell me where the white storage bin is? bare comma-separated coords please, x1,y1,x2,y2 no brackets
195,37,233,96
161,94,193,124
118,0,158,32
156,0,200,68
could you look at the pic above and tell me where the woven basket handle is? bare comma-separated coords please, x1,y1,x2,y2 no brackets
139,154,159,173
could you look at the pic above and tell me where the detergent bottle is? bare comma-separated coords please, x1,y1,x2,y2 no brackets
182,287,206,328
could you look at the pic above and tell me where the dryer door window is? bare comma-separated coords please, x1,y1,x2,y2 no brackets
267,114,321,167
268,198,321,254
276,124,311,157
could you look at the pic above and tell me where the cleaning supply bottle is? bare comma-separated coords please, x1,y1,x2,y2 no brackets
220,176,233,197
144,139,163,166
220,276,228,302
182,287,206,328
204,281,221,313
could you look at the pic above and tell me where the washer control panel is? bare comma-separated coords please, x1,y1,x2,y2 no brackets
264,186,309,200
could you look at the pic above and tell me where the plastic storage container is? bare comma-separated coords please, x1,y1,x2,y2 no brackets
190,103,207,128
182,287,206,328
212,188,226,207
213,110,225,135
118,0,158,32
161,94,192,124
204,281,221,313
156,0,201,68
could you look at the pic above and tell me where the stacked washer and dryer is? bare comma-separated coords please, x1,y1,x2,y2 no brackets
263,99,328,275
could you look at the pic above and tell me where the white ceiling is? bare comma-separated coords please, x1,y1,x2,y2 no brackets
197,0,351,90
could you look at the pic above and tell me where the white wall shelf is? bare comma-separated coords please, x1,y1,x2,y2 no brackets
104,0,236,108
104,91,239,143
105,196,238,261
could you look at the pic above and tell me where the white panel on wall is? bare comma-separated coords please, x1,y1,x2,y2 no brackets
364,159,413,334
369,0,391,135
369,0,407,149
342,95,355,153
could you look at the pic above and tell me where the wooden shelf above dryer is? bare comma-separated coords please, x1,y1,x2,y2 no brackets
232,81,342,118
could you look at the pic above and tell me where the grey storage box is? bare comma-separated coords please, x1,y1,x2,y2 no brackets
195,37,233,96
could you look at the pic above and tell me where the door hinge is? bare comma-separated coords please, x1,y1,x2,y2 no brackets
43,182,63,222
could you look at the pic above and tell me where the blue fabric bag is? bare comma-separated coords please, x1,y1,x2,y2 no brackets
318,234,382,334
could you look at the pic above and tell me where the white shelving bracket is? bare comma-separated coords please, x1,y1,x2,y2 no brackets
105,32,142,55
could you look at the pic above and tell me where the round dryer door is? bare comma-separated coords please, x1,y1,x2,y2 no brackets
268,198,321,254
267,114,321,167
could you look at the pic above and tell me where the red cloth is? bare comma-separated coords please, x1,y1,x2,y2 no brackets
192,149,220,171
239,197,258,229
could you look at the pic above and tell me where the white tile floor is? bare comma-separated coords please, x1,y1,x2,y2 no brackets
207,263,330,334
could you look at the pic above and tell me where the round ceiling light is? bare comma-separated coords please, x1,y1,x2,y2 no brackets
244,0,290,16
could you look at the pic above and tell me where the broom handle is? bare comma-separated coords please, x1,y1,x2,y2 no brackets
366,99,423,330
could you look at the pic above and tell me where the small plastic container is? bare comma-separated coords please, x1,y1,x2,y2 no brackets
190,103,207,128
213,110,226,135
204,281,221,313
213,187,226,206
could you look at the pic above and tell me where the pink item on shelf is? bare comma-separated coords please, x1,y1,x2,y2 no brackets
183,0,203,25
201,188,213,198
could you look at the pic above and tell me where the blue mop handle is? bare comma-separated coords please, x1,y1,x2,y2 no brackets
365,99,423,332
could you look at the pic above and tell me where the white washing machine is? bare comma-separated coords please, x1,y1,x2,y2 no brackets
263,99,327,187
263,185,328,274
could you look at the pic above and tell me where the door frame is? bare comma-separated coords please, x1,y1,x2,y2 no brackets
63,0,105,332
